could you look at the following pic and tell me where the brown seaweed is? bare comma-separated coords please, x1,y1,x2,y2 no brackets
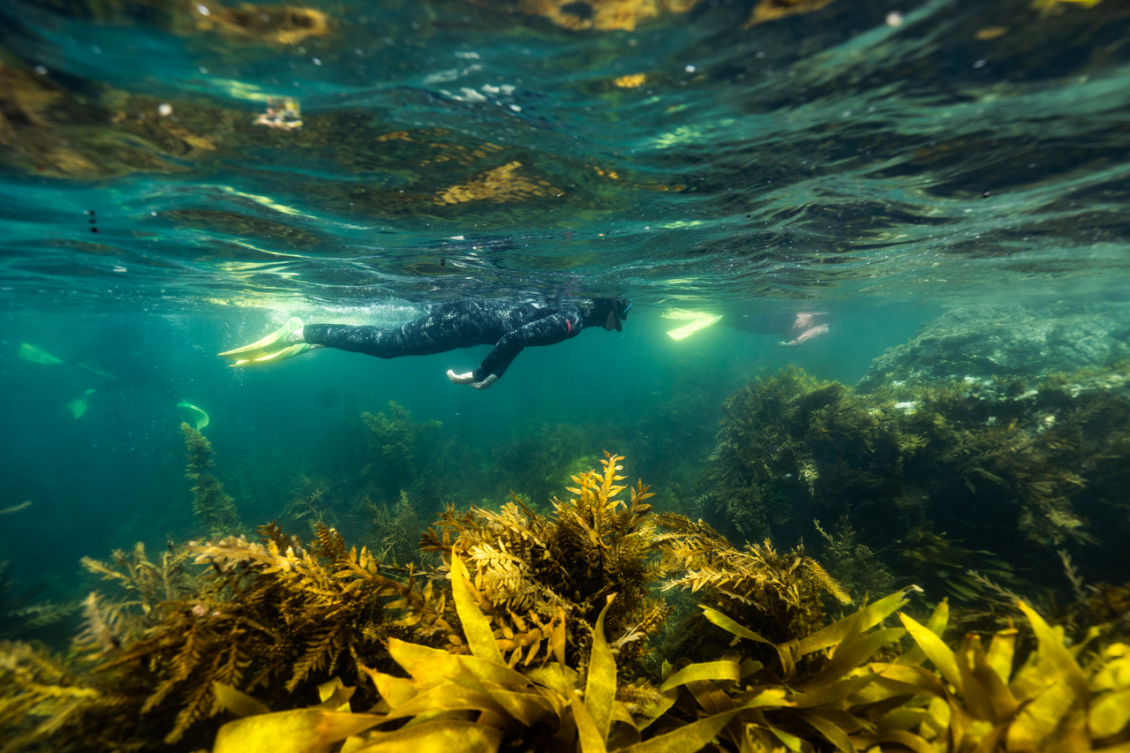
421,452,670,672
181,423,242,538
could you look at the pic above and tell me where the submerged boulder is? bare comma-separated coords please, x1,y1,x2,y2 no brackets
858,302,1130,392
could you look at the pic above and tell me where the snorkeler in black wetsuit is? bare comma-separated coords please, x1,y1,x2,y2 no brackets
218,297,632,390
663,309,832,345
727,311,832,346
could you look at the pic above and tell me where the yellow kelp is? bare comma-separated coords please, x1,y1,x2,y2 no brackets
212,557,739,753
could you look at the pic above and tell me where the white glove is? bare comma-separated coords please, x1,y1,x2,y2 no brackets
446,369,498,389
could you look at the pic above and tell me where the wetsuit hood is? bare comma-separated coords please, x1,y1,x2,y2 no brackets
584,298,630,331
612,299,631,331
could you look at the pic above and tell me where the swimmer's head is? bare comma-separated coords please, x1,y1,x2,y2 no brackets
605,299,631,331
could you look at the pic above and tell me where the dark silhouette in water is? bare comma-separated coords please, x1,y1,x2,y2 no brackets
219,296,631,389
664,309,832,346
727,311,833,346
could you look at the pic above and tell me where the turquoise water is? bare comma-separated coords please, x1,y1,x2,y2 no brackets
1,0,1129,626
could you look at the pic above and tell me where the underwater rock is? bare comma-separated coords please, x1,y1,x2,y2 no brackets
858,302,1130,391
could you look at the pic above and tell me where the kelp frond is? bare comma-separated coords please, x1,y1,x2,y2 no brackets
366,490,424,566
0,523,436,751
658,513,850,650
1,560,79,639
210,555,722,753
206,576,1130,752
80,540,196,617
0,641,101,753
423,452,669,671
655,590,1130,751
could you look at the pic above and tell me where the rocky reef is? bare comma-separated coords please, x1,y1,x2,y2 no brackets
858,301,1130,391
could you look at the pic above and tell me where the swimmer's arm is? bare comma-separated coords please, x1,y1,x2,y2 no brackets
474,313,578,380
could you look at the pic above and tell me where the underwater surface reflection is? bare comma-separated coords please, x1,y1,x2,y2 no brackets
2,0,1130,304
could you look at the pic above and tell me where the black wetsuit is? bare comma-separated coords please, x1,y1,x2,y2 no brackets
303,297,618,382
726,312,832,337
726,312,800,336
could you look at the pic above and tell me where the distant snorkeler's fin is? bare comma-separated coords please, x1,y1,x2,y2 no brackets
0,500,31,516
77,362,116,380
18,343,65,365
218,317,309,367
177,400,210,431
661,310,724,341
66,389,97,419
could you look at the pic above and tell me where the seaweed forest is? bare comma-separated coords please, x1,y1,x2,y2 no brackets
3,353,1130,752
702,365,1130,602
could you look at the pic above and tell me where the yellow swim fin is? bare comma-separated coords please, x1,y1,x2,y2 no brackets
177,401,210,430
218,317,308,366
662,310,723,341
18,343,64,365
227,342,310,367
